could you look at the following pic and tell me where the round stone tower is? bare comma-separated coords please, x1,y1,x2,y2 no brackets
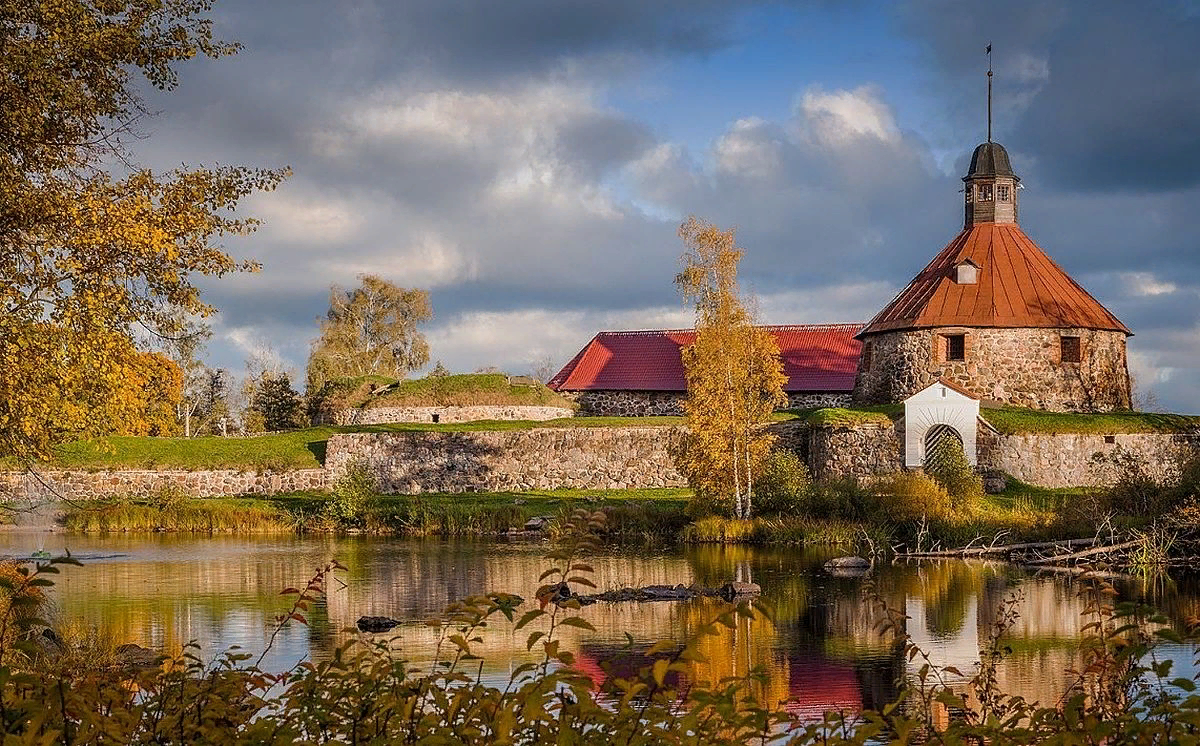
852,141,1132,412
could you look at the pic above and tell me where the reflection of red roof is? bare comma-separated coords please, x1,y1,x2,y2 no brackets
785,659,863,721
859,223,1130,337
548,324,863,393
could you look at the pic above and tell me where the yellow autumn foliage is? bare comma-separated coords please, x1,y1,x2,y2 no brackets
673,217,787,519
0,1,287,461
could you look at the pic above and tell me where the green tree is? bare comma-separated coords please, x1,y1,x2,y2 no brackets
674,217,786,519
248,373,305,432
0,0,287,462
306,275,433,392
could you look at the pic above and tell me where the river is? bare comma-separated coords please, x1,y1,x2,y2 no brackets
5,531,1198,717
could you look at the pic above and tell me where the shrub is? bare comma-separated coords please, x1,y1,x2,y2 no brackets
807,476,873,520
753,450,812,516
1089,446,1176,517
925,436,983,505
871,471,955,523
325,462,379,526
146,485,188,513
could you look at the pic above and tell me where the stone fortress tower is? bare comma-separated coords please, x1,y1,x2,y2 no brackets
852,66,1132,412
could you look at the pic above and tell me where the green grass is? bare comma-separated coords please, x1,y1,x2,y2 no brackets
783,404,1200,435
64,497,299,533
980,407,1200,435
782,405,901,427
329,373,576,410
2,418,684,471
62,488,694,537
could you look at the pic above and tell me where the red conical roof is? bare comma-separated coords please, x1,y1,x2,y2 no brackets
858,223,1130,337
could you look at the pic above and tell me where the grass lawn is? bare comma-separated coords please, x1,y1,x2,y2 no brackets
2,418,684,472
326,372,576,410
786,404,1200,435
981,408,1200,435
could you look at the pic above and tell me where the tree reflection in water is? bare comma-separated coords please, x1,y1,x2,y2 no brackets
11,532,1200,718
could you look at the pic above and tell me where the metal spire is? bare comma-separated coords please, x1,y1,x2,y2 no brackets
986,44,993,142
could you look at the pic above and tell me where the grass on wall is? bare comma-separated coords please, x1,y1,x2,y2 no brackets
980,407,1200,435
1,418,684,472
326,373,576,410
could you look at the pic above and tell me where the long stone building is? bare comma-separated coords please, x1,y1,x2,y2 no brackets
554,138,1132,416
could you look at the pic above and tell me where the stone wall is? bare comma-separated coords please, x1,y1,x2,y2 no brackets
325,427,686,493
0,469,328,501
804,423,905,481
978,431,1200,488
853,327,1131,412
564,390,685,416
562,390,851,417
332,405,573,426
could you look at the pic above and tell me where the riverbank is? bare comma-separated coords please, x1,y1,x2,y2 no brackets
56,481,1101,550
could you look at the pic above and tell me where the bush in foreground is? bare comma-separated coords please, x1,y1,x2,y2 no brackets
3,512,1200,743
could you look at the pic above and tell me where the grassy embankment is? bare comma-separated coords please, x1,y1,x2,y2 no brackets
62,488,693,538
320,372,576,410
29,404,1200,545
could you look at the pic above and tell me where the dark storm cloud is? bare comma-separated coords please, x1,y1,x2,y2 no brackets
899,0,1200,193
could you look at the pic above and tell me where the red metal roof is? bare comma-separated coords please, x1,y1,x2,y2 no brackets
548,324,863,393
859,223,1130,337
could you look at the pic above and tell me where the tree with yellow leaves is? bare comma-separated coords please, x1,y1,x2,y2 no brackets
674,217,787,519
0,1,287,461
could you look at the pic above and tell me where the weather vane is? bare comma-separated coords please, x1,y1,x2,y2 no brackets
986,43,993,143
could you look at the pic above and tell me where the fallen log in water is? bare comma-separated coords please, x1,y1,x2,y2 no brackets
566,582,761,606
1026,538,1142,565
903,538,1098,558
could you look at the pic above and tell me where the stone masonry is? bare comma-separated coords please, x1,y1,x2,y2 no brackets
325,427,687,493
562,390,851,417
853,327,1131,412
977,431,1200,488
0,469,328,501
332,405,574,426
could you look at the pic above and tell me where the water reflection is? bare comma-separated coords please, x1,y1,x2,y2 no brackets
5,532,1198,715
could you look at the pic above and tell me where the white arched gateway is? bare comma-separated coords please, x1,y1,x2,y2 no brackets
903,380,980,468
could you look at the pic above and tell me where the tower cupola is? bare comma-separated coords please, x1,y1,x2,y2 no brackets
961,46,1019,228
963,141,1020,227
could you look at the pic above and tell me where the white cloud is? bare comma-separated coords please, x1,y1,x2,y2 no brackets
798,86,900,144
1119,271,1178,297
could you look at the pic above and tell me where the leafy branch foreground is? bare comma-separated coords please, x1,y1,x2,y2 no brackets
4,512,1200,743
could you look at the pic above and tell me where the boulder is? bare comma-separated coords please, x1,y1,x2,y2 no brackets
116,643,163,670
719,582,762,601
523,516,553,531
823,556,870,570
357,616,400,633
983,472,1008,494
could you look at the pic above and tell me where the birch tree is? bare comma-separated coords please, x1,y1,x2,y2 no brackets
674,217,786,519
306,275,433,391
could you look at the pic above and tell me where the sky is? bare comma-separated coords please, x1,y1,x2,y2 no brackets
130,0,1200,413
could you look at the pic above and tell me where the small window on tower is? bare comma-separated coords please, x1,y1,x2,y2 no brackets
1061,336,1081,364
979,184,993,201
861,342,873,372
965,185,974,203
945,334,966,362
997,185,1010,201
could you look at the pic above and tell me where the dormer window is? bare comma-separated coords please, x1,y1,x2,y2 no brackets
997,185,1010,201
979,184,993,201
954,260,979,285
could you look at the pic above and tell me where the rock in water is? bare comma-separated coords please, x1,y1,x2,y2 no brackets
116,643,163,669
357,616,400,633
824,556,870,570
523,516,552,531
719,582,762,601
